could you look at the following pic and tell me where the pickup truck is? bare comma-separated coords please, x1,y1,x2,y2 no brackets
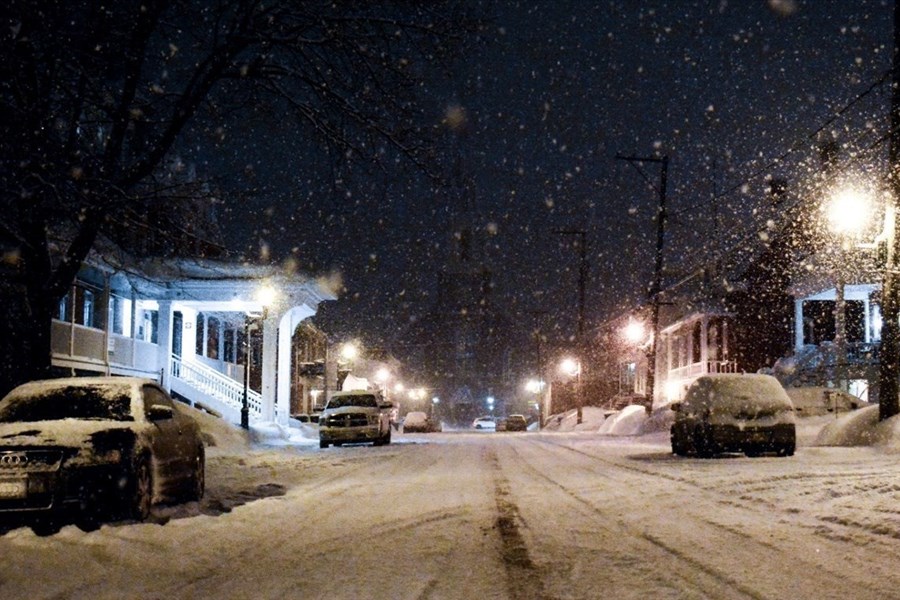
318,390,393,448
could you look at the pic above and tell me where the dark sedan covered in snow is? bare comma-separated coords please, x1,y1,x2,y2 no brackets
0,377,205,531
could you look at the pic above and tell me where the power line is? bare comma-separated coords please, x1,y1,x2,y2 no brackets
670,67,894,220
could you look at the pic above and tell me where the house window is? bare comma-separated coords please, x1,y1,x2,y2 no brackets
57,293,70,322
710,319,722,359
224,326,236,363
73,285,102,328
195,313,205,356
676,335,689,368
620,362,636,392
139,310,158,344
107,294,131,336
691,321,702,364
206,316,220,360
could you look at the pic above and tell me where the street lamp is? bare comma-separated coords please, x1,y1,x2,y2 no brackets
825,184,875,393
623,320,646,344
525,378,546,427
431,396,440,418
242,285,276,430
486,396,495,415
340,342,360,362
559,357,582,424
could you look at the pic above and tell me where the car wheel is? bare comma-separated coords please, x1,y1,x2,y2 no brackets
31,517,61,536
130,455,153,522
319,440,329,449
744,446,762,458
693,425,713,458
777,442,795,457
188,444,205,501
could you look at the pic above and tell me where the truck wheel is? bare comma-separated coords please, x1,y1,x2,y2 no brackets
319,440,329,449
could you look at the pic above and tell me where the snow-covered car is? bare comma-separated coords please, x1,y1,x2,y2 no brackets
505,414,528,432
472,416,496,430
318,391,393,448
0,377,205,531
670,373,796,458
402,411,440,433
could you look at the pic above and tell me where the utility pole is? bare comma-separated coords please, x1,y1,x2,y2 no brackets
616,154,669,409
879,1,900,421
555,229,587,423
554,229,587,338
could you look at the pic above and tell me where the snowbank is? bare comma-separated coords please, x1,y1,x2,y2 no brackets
786,386,870,416
815,405,900,451
597,405,648,436
179,404,319,453
543,406,608,432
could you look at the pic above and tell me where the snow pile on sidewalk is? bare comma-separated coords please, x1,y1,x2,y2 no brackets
182,405,319,452
816,405,900,451
542,406,608,432
598,405,648,436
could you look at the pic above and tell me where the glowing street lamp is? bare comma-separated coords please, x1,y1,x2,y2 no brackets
525,379,544,394
623,320,646,344
340,342,360,362
825,183,876,394
559,357,582,424
826,186,873,238
559,357,580,378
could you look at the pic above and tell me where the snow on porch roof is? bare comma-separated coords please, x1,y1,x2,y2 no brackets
117,258,338,309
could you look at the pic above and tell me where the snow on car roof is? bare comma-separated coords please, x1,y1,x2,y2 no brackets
687,374,793,411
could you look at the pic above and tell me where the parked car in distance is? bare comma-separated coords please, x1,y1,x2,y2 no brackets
402,411,441,433
0,377,205,532
670,373,796,458
318,390,393,448
472,416,496,430
505,414,528,432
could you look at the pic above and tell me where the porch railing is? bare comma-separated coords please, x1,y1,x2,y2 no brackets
669,359,739,381
171,354,262,418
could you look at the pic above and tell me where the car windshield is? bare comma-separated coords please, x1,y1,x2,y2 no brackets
326,394,379,409
0,384,134,422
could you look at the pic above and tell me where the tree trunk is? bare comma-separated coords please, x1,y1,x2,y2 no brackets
0,289,54,396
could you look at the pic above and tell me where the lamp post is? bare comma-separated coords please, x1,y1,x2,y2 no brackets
241,285,275,430
525,378,545,426
825,184,874,393
560,357,582,424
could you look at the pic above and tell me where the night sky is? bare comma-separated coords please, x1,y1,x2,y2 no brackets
204,1,893,362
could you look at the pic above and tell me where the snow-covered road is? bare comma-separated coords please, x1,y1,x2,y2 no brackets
1,430,899,599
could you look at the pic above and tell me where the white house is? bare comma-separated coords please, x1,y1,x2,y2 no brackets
51,257,336,426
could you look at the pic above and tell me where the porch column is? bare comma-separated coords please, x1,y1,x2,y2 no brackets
157,300,173,390
260,314,278,421
277,313,292,425
794,299,804,351
864,297,872,343
700,318,709,370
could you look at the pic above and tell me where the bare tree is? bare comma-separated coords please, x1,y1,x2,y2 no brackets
0,0,477,393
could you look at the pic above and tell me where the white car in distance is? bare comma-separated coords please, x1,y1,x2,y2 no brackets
472,416,496,431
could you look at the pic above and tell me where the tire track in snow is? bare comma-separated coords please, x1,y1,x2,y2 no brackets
486,447,551,600
521,436,900,599
540,437,900,563
498,438,761,600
